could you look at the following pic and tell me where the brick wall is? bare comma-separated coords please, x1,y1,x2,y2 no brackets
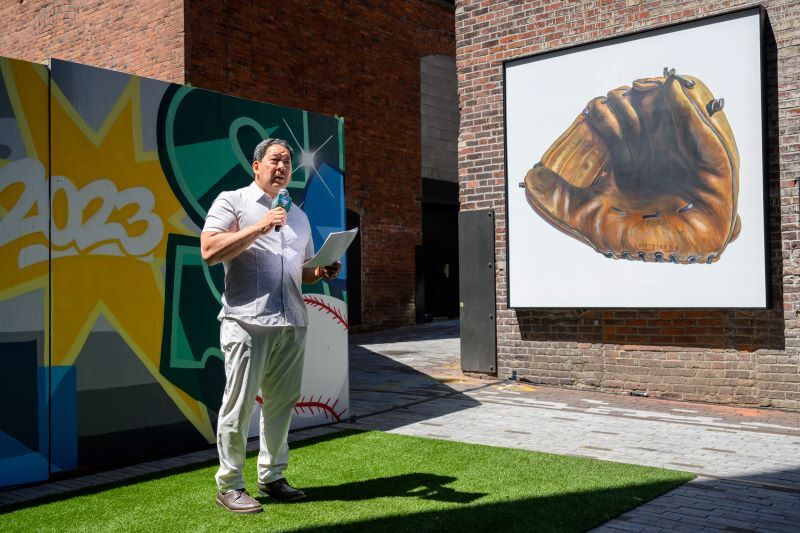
457,0,800,408
185,0,456,329
0,0,184,83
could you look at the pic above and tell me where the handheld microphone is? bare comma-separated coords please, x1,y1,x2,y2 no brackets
270,189,292,232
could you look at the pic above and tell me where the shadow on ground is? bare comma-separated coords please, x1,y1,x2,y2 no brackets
282,478,689,533
282,473,485,504
344,320,484,432
596,468,800,532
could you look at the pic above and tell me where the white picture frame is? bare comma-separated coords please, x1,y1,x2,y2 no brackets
504,8,768,308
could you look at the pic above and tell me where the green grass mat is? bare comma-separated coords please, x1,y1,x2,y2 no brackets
0,430,693,532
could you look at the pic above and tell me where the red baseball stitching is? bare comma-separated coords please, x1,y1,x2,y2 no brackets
303,296,348,329
294,396,346,421
256,395,346,421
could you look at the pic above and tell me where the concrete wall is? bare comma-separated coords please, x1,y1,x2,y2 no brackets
422,55,459,183
457,0,800,408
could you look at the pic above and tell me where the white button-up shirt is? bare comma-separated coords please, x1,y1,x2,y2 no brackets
203,181,314,327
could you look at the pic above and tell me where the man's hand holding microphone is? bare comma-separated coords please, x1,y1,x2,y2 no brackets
260,189,291,233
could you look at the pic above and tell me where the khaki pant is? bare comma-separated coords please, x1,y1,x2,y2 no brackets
215,318,307,492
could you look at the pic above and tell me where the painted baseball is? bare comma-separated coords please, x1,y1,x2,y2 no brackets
294,293,349,423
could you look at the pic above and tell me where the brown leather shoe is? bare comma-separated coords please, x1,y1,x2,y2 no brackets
216,489,263,513
258,478,306,502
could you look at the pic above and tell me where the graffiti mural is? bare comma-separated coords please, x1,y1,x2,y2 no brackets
0,58,51,487
0,57,348,488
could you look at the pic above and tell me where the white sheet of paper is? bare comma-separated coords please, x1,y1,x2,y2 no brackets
303,228,359,268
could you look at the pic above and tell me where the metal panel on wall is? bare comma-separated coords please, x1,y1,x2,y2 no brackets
0,57,51,487
0,56,348,487
459,209,496,373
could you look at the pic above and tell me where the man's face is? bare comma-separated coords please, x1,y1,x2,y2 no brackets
253,144,292,197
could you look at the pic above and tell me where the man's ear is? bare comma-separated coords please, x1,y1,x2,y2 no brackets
252,160,259,173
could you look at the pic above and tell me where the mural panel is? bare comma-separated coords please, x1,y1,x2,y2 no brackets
0,57,51,486
0,57,348,487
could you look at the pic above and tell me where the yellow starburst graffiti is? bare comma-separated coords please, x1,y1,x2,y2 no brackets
0,59,214,442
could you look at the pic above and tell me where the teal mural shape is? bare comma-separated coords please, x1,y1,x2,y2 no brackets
160,234,226,413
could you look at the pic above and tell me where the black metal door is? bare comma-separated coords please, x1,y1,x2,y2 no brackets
421,202,460,320
458,209,496,373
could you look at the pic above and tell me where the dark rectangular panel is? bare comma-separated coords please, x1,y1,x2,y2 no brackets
459,209,496,373
422,178,459,205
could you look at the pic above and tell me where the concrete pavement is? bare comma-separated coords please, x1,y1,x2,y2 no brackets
2,319,799,532
346,320,800,533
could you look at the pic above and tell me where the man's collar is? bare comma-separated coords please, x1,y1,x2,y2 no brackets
247,181,274,203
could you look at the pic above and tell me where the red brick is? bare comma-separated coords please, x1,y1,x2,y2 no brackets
458,0,800,409
0,1,184,82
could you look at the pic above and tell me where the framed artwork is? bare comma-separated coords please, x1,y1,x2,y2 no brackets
504,7,768,308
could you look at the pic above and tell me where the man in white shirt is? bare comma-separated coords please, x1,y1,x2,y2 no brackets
201,138,341,514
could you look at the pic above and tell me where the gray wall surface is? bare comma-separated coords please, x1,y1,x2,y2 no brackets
421,55,459,183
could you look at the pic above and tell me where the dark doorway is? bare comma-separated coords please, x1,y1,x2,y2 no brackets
417,179,459,322
346,209,362,327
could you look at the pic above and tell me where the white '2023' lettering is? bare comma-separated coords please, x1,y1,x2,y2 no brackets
0,158,164,267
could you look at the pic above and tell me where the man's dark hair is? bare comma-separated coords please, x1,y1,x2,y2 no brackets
253,138,294,163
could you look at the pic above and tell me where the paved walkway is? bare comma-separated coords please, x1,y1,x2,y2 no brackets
3,320,800,532
346,321,800,533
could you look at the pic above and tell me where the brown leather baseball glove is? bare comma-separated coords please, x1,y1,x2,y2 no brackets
522,68,740,264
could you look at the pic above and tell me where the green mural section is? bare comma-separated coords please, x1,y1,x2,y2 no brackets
158,85,343,227
160,235,226,414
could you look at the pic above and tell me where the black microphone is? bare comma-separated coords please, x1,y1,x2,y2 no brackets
270,189,292,232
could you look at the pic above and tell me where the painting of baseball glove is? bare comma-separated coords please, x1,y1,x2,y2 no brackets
522,68,740,264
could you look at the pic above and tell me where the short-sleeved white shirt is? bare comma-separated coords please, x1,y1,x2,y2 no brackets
203,181,314,327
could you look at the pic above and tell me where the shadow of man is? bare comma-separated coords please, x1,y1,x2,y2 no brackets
289,473,485,504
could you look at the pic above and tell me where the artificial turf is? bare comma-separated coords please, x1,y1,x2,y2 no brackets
0,430,693,532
